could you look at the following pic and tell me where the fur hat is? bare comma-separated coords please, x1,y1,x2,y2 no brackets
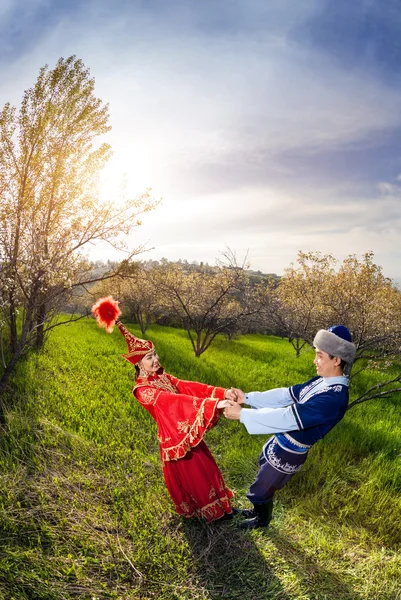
313,325,356,364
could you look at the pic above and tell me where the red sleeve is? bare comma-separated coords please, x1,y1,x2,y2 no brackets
134,385,223,462
134,386,162,407
166,374,226,400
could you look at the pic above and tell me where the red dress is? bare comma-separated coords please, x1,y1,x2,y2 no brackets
133,370,233,521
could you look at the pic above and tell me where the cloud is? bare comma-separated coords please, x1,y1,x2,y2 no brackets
295,0,401,83
121,175,401,280
0,0,400,281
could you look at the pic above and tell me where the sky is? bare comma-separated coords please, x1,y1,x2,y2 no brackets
1,0,401,280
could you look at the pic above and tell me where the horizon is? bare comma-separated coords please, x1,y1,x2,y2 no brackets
89,252,401,287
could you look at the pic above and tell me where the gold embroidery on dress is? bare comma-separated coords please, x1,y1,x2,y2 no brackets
162,399,213,461
139,388,158,405
177,420,190,434
175,491,233,520
180,502,190,513
145,374,178,394
209,486,217,499
196,495,232,520
135,376,220,463
134,373,179,399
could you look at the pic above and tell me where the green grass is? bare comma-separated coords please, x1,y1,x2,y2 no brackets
0,320,400,599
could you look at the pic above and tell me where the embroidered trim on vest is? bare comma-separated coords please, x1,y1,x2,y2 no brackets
298,378,322,402
263,439,307,474
275,433,311,454
284,432,311,448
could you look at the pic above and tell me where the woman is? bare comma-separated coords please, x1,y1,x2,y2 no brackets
92,297,234,522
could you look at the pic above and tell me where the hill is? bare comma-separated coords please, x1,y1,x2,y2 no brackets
0,321,400,600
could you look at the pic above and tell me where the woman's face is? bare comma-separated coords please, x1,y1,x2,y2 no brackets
140,350,160,375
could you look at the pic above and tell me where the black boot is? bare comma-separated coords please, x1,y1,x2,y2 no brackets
238,507,257,518
239,500,273,529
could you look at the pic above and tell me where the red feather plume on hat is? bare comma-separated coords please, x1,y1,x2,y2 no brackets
91,296,121,333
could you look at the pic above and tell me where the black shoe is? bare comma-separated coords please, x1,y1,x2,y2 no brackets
239,516,269,529
239,500,273,530
238,507,256,518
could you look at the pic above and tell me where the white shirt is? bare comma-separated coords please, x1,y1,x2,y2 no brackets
239,377,349,435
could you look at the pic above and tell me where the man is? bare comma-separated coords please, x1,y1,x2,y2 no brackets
224,325,356,529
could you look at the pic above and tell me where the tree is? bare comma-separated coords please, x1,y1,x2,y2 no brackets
273,252,337,356
232,275,279,336
327,252,401,408
0,56,157,413
90,262,161,336
122,267,163,336
150,257,251,357
276,251,401,407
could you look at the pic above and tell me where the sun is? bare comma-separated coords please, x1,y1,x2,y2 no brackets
97,145,157,205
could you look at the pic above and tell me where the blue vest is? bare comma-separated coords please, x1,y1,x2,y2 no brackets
285,376,349,447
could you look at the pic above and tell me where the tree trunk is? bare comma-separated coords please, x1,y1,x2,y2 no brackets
0,348,25,425
195,335,203,357
290,337,301,358
0,306,34,421
290,337,307,358
36,303,46,347
9,296,18,354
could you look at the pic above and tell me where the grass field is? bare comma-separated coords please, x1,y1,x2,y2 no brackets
0,319,400,600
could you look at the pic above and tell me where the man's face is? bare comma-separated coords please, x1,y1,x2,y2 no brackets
313,347,340,377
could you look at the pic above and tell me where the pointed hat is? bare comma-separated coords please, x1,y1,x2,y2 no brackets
91,296,154,365
115,320,154,365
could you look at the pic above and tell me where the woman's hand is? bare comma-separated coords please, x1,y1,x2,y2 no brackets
225,388,246,404
217,399,231,409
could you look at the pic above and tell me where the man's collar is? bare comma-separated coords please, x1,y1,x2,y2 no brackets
322,375,349,387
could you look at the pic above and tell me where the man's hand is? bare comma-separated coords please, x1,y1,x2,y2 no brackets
227,388,246,404
224,400,243,420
